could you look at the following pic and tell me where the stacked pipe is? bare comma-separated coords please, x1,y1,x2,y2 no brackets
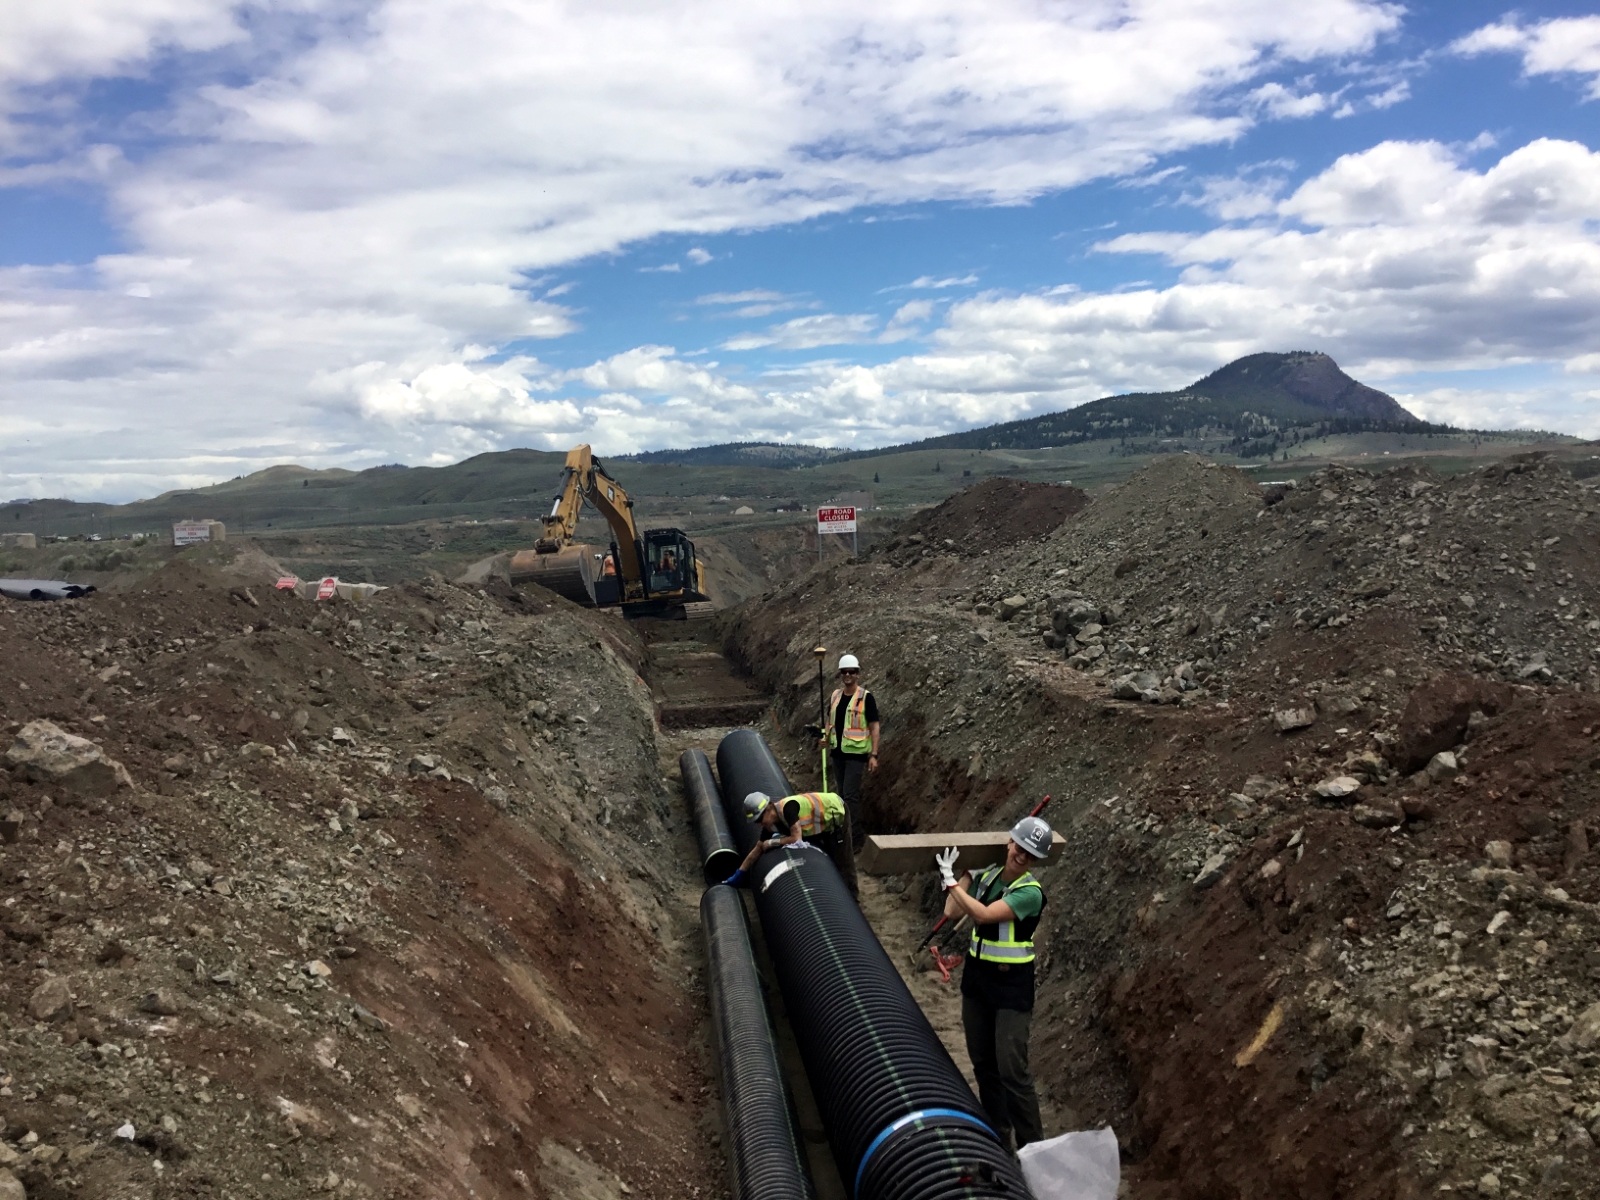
681,748,740,884
716,729,1031,1200
701,884,818,1200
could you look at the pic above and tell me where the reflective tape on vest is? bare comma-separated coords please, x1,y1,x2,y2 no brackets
829,687,872,753
967,866,1042,965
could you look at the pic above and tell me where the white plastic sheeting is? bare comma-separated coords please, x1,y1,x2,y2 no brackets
1017,1127,1120,1200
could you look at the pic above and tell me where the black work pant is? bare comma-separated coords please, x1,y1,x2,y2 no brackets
962,994,1044,1150
829,751,868,850
816,815,859,902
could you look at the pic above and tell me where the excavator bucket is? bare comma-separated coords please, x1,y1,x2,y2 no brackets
510,544,599,605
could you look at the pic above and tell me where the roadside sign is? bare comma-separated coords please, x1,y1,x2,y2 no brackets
172,522,211,547
816,506,857,534
316,577,338,601
275,575,299,590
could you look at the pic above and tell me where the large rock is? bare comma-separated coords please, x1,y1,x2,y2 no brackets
1053,601,1101,636
6,720,134,796
1557,1002,1600,1053
1314,775,1362,800
0,1167,25,1200
1193,853,1230,889
1425,751,1460,782
1394,675,1514,773
996,595,1028,621
1273,707,1316,733
1111,671,1161,702
27,976,72,1022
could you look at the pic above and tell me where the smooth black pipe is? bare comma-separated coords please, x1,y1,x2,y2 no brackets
682,748,740,884
717,729,1031,1200
701,884,818,1200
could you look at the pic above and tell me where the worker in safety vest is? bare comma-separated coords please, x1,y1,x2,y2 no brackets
936,816,1051,1150
820,653,879,851
721,790,858,900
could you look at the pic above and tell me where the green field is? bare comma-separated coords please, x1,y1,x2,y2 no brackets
2,428,1586,549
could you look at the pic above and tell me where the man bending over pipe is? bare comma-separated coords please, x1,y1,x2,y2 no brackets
936,817,1051,1149
721,791,859,900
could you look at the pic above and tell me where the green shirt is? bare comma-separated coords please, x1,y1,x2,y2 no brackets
977,869,1043,921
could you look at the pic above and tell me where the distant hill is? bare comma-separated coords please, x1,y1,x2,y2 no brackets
841,351,1432,460
618,441,840,468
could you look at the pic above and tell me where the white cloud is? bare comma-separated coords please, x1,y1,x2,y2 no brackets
0,0,1421,496
529,137,1600,452
722,313,878,351
1391,384,1600,439
697,290,789,305
686,247,714,265
887,274,981,291
1248,81,1328,119
881,300,935,343
1453,16,1600,98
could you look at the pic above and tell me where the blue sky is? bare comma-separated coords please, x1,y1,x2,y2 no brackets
2,1,1599,500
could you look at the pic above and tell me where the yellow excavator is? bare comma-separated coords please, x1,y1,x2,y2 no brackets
510,444,713,619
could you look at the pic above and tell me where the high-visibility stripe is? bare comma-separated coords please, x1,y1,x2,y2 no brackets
786,792,841,837
967,866,1042,964
828,688,873,753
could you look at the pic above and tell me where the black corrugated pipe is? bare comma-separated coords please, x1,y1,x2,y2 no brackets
716,729,1032,1200
714,728,783,857
681,748,740,884
701,884,818,1200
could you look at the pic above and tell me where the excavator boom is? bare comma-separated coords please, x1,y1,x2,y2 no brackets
512,444,710,617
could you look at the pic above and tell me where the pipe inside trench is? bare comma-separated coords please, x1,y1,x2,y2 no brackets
701,883,818,1200
682,747,740,884
715,729,1033,1200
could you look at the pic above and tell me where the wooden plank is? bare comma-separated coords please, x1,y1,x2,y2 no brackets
857,831,1066,875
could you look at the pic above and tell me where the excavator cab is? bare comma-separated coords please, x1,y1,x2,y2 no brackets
643,529,696,597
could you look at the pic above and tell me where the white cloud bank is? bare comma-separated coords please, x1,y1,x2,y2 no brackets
10,5,1597,489
0,0,1417,498
1453,15,1600,99
349,136,1600,452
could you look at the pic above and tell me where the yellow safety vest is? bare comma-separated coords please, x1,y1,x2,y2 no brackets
828,688,873,754
785,792,845,837
966,865,1043,965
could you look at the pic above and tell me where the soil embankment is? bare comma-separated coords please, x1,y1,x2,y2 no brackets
0,545,724,1199
722,451,1600,1199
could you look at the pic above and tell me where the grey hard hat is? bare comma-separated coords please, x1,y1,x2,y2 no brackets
743,791,772,821
1010,815,1052,859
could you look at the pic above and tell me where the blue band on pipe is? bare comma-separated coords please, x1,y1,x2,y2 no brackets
852,1108,997,1200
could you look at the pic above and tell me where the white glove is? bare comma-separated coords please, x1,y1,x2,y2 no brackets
935,846,960,890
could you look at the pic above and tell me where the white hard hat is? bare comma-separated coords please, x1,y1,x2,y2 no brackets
1010,815,1052,859
743,792,772,821
838,654,860,671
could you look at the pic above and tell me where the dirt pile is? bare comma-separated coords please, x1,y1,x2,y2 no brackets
0,543,721,1200
720,453,1600,1199
887,478,1088,556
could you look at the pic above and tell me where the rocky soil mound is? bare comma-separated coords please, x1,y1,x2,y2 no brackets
0,545,720,1200
891,478,1088,555
721,450,1600,1200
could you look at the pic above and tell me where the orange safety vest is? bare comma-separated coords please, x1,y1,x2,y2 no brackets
786,792,844,836
828,687,872,754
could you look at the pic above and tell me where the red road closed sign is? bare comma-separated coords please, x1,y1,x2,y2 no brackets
275,575,299,590
817,506,857,534
316,577,338,601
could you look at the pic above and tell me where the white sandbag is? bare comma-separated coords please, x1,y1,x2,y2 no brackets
1017,1127,1119,1200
